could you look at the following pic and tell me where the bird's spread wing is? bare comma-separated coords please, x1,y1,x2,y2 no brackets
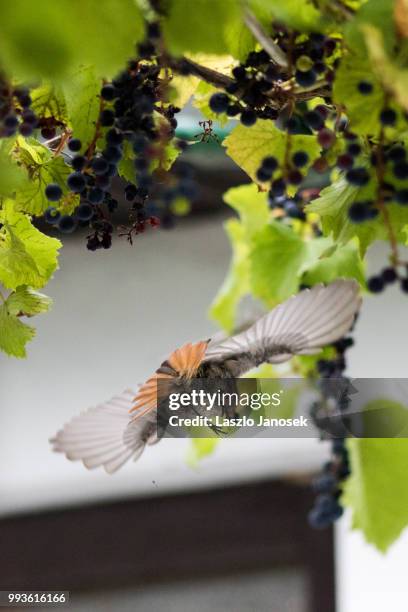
50,389,156,474
204,280,361,366
50,341,210,473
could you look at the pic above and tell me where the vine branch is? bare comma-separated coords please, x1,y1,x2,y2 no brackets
243,8,289,68
168,56,234,89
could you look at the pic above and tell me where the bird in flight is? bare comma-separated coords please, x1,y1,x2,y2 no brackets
51,280,361,473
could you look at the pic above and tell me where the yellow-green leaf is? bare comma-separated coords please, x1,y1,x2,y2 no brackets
0,202,61,290
223,120,320,183
6,286,52,317
343,438,408,552
0,303,36,358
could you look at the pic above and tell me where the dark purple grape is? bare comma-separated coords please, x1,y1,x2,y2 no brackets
76,203,94,221
44,206,61,224
58,215,77,234
100,84,118,101
67,172,86,193
68,138,82,152
45,183,63,202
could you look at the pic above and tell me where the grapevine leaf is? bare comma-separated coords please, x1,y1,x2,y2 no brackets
6,286,52,317
223,183,270,235
362,25,408,113
15,137,52,166
118,157,135,185
171,54,234,109
0,303,35,358
169,74,200,108
69,0,145,78
0,202,61,290
31,83,68,124
14,138,78,216
302,241,366,287
152,142,182,172
345,0,396,55
250,222,330,306
0,140,29,197
223,120,321,183
210,185,269,331
210,184,271,329
343,438,408,552
249,0,322,32
333,55,383,135
0,0,144,80
210,219,250,333
307,176,408,255
15,155,75,216
163,0,253,58
62,65,101,146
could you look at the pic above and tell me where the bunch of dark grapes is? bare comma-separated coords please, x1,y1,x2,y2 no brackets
44,22,196,249
205,29,340,228
208,29,338,130
0,75,37,138
308,438,350,529
253,151,322,226
308,336,355,529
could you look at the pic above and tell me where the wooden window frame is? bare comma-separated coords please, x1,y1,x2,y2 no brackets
0,479,335,611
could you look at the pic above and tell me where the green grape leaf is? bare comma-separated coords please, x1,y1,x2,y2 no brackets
0,0,144,80
119,139,181,183
362,25,408,113
163,0,252,58
31,83,68,124
153,142,182,172
250,222,330,306
0,303,36,358
223,183,270,235
0,140,29,197
62,65,101,146
223,120,321,184
333,55,383,135
249,0,322,32
169,74,200,108
210,219,250,333
187,438,219,466
307,176,408,255
293,346,337,378
302,241,366,287
343,438,408,552
15,155,75,216
15,136,52,166
14,138,78,216
345,0,396,55
6,286,52,317
210,184,270,331
0,201,61,290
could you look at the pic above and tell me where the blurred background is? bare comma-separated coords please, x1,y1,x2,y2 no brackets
1,106,408,612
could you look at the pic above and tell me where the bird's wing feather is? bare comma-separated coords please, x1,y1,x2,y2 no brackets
204,280,361,365
50,389,156,474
